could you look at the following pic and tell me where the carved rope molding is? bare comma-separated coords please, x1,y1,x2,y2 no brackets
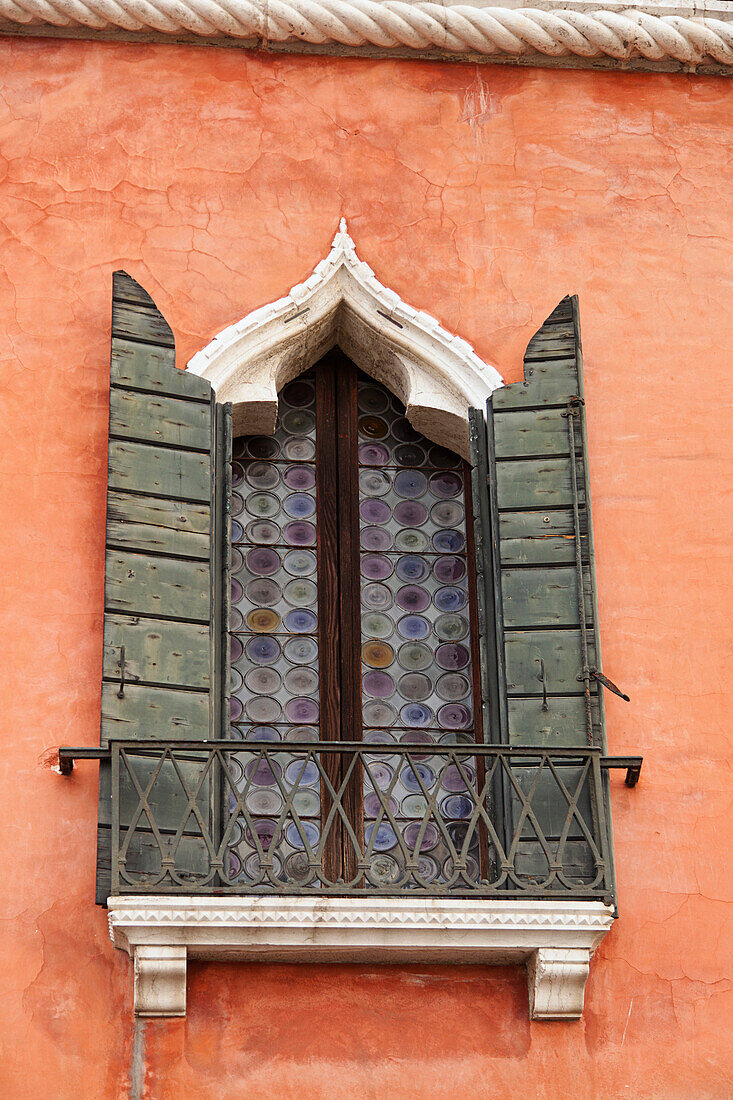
0,0,732,73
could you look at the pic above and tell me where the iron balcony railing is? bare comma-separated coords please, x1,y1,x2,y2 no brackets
107,739,616,901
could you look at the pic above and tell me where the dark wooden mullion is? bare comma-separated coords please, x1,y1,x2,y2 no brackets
463,461,491,884
334,354,364,883
316,358,344,883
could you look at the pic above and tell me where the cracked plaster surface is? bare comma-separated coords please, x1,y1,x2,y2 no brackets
0,36,732,1100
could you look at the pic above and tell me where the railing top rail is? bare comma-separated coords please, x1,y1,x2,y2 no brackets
107,740,604,756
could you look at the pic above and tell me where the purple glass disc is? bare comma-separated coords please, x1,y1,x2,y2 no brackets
244,758,282,786
397,615,431,640
363,792,398,818
359,499,391,524
230,578,243,604
284,521,316,546
401,763,435,793
437,703,472,729
363,670,395,698
433,586,467,612
361,554,393,581
283,465,316,490
360,526,393,551
285,821,320,850
395,556,428,582
433,556,466,584
230,520,244,543
230,635,244,662
400,703,433,728
246,547,280,576
433,529,466,554
284,697,319,723
393,500,427,527
284,609,317,633
429,471,463,498
441,764,475,794
396,585,430,613
245,635,281,665
359,443,390,466
403,821,439,852
229,696,243,722
394,470,427,499
435,643,470,671
283,493,316,518
365,823,398,852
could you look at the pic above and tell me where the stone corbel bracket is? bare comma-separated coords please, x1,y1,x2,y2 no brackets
188,219,503,459
0,1,731,75
108,895,614,1019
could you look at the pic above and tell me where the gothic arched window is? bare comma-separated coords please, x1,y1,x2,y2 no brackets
226,352,485,888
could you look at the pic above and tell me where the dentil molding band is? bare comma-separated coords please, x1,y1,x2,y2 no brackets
0,0,731,73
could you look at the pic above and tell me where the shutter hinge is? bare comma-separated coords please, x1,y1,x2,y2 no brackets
536,657,549,712
117,645,126,698
578,666,630,702
561,395,585,417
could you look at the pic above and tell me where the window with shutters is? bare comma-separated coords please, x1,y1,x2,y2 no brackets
73,268,638,1019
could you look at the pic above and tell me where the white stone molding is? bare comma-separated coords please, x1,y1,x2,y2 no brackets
108,895,614,1019
0,1,731,74
187,219,503,458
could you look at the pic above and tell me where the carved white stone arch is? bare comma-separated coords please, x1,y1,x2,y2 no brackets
187,220,503,459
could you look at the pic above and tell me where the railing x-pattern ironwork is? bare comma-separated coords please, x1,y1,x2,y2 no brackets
110,740,614,901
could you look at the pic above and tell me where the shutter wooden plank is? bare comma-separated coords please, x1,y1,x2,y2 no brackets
502,566,593,629
101,682,209,742
505,629,597,695
496,457,585,511
112,301,176,347
492,362,578,410
499,510,586,566
108,439,210,501
106,491,210,559
111,340,210,401
103,614,210,689
105,551,210,621
110,388,212,451
508,698,601,746
112,272,162,310
493,408,576,459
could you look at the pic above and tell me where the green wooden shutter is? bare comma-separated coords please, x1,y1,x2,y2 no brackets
470,295,610,748
96,272,231,904
470,296,620,883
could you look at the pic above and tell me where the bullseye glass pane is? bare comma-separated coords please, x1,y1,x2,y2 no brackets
227,369,321,885
357,373,479,888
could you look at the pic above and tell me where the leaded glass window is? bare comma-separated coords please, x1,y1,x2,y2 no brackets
226,352,484,889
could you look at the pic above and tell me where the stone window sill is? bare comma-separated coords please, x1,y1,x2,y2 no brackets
108,895,614,1020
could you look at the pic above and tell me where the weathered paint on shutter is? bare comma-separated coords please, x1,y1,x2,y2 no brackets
470,297,610,881
96,272,231,903
470,295,606,749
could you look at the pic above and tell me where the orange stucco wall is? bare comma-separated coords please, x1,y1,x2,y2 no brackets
1,36,731,1099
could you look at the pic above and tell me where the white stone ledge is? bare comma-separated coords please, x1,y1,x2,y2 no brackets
0,1,730,75
108,895,614,1019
